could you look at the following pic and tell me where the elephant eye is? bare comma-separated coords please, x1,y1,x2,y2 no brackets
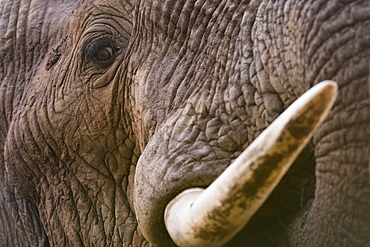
85,38,121,68
96,47,114,62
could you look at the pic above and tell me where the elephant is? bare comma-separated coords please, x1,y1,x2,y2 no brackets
0,0,369,246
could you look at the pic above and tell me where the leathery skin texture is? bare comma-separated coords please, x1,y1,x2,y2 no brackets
0,0,369,246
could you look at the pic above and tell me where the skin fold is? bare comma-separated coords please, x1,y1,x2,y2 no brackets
0,0,369,246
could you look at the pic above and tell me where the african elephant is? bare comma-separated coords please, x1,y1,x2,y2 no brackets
0,0,369,246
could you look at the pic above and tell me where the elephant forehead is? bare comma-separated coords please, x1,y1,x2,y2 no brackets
69,0,133,44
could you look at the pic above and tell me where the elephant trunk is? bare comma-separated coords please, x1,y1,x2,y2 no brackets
134,81,337,246
164,81,337,246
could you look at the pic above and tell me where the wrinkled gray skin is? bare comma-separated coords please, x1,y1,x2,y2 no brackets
0,0,369,246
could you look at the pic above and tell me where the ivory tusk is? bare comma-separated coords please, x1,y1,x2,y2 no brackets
164,81,338,247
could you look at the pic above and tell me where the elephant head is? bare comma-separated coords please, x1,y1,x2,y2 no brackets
0,0,369,246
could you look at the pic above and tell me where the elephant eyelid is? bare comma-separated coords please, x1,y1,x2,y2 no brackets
84,37,121,68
